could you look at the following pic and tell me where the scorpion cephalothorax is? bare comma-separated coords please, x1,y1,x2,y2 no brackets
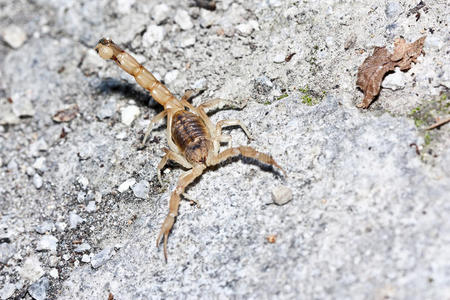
95,38,286,260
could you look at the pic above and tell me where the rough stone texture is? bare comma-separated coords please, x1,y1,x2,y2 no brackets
0,1,449,299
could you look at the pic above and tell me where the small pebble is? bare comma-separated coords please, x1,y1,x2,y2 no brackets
115,131,127,140
174,9,194,30
49,268,59,279
78,144,93,160
36,235,58,252
35,221,54,234
18,256,44,282
28,277,49,300
55,222,67,232
7,160,18,171
118,178,136,192
121,105,140,126
179,35,196,48
1,25,27,48
29,139,49,157
77,176,89,189
26,166,36,176
0,243,15,264
116,0,135,14
382,68,407,91
132,180,149,199
62,254,70,261
74,243,91,253
272,185,293,205
11,94,35,117
32,157,46,172
164,70,179,84
86,201,97,212
273,53,286,63
385,1,403,19
81,254,91,263
0,99,19,125
236,23,254,36
91,247,114,269
69,212,85,229
142,25,165,47
33,174,43,189
153,3,170,24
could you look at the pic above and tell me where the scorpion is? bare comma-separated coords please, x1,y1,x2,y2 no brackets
95,38,286,260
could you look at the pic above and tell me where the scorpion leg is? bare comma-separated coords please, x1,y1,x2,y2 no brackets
156,164,206,261
216,120,253,141
142,110,167,145
210,146,287,177
157,148,192,185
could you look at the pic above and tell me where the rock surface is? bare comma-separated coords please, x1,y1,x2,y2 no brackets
0,1,449,299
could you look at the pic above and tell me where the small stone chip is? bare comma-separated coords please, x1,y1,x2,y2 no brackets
271,185,293,205
91,247,114,269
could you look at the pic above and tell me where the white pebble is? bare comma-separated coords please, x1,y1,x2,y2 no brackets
132,180,149,199
33,174,43,189
36,235,58,252
18,256,44,282
142,25,165,47
121,105,140,126
118,178,136,192
179,35,196,48
175,10,194,30
1,25,27,48
91,247,114,269
382,68,407,91
81,254,91,263
74,243,91,253
273,53,285,63
77,176,89,189
69,212,85,229
33,157,46,172
272,185,293,205
153,4,170,24
164,70,179,84
86,201,97,212
236,23,254,36
49,268,59,279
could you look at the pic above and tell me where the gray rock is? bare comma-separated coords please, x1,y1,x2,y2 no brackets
132,180,149,199
69,212,85,229
28,277,49,300
152,3,170,24
174,9,193,30
179,35,196,48
91,247,114,269
18,256,44,282
96,97,117,119
55,222,67,232
36,235,58,251
77,176,89,189
142,25,165,47
35,221,54,234
0,283,16,300
7,160,18,171
271,185,293,205
32,174,43,189
1,25,27,48
74,242,91,253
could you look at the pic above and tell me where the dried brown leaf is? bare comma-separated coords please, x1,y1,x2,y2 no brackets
356,36,426,108
52,104,79,122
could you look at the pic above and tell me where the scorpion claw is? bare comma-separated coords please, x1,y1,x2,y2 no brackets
156,214,175,261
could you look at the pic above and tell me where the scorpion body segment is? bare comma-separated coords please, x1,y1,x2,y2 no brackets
171,111,211,164
95,38,286,261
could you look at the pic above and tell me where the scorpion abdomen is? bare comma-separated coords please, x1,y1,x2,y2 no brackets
171,111,211,163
